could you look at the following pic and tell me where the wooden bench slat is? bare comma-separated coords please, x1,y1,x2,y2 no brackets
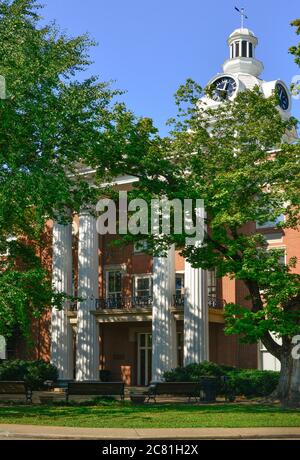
66,382,125,402
0,381,26,394
0,381,32,403
147,382,202,401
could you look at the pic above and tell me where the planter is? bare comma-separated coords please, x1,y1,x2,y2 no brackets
130,394,146,405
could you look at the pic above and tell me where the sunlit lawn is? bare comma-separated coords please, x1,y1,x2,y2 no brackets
0,401,300,428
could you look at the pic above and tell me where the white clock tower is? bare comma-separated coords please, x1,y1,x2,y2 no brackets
201,27,292,122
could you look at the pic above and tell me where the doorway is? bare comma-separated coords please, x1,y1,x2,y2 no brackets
137,333,152,386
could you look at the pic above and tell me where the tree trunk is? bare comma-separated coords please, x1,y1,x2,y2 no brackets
277,348,300,408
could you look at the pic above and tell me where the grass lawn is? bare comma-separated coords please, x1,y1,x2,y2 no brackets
0,401,300,428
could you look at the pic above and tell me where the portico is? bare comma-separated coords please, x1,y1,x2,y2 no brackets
51,207,211,383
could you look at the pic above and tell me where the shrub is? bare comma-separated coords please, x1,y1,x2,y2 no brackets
164,361,233,394
164,361,234,382
163,361,279,399
0,360,58,390
0,360,27,381
225,369,279,399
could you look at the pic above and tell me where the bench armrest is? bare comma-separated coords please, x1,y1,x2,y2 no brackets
147,384,157,396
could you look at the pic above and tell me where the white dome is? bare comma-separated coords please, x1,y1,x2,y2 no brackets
229,28,256,38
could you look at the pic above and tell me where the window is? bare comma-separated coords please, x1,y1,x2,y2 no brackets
134,275,152,298
208,269,217,298
256,214,285,229
175,273,184,297
138,333,152,385
264,233,283,243
270,247,286,266
242,41,247,57
231,44,234,58
249,42,253,58
177,332,183,368
134,240,148,253
235,42,240,57
107,271,122,299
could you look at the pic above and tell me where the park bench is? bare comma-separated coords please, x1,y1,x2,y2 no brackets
146,381,202,403
0,381,32,403
65,381,125,403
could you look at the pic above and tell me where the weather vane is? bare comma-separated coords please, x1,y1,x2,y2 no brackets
235,7,248,29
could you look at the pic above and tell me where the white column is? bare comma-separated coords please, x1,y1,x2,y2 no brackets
76,209,99,381
152,245,177,382
184,262,209,365
51,221,73,380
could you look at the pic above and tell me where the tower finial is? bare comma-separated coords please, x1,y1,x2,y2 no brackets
235,6,248,29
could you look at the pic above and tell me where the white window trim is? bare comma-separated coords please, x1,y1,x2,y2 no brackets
106,269,123,299
133,274,153,297
263,245,287,265
175,273,185,295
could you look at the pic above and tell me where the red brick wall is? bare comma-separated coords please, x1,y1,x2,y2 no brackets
209,323,257,369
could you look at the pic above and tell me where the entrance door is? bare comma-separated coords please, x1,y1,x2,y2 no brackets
137,333,152,386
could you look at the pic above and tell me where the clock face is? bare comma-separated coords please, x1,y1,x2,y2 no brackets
211,76,237,102
276,83,289,111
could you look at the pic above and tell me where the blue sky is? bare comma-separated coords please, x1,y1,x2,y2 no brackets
41,0,300,135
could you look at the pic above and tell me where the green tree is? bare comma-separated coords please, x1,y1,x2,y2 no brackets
96,80,300,406
290,19,300,67
0,0,121,338
290,19,300,97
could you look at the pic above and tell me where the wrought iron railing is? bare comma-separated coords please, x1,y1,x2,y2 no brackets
95,296,153,310
69,301,78,312
69,294,225,312
208,296,226,309
173,294,225,310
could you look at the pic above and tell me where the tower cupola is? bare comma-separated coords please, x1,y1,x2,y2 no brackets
223,28,264,77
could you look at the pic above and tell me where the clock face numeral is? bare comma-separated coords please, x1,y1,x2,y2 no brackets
211,77,237,101
276,83,289,111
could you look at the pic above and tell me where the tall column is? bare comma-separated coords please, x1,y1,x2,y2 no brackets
184,263,209,365
76,209,99,381
51,221,73,380
152,245,177,382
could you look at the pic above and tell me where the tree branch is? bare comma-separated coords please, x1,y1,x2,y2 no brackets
261,331,282,361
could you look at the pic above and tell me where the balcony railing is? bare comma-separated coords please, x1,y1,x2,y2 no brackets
173,294,225,310
69,294,225,312
95,296,153,310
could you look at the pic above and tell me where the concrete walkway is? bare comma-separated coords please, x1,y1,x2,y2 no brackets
0,424,300,440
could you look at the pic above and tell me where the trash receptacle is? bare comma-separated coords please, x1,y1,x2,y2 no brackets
199,376,218,402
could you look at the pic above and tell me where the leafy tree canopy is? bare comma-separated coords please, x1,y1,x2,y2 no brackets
97,79,300,361
0,0,123,336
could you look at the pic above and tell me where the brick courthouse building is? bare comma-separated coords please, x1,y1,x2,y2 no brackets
4,27,300,385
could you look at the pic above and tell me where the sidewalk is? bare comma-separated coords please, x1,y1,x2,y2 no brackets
1,424,300,440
